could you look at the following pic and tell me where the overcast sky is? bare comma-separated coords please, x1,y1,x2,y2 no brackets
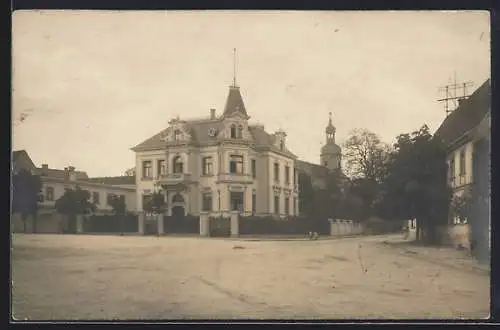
12,10,490,177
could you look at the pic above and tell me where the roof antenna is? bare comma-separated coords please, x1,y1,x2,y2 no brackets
233,48,237,87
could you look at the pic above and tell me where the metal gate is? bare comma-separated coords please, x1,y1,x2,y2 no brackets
209,216,231,237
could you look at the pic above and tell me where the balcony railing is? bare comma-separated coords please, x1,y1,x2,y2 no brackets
217,172,253,183
157,173,192,185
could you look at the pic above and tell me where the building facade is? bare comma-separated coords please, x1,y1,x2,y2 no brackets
132,83,300,218
12,151,137,215
434,79,491,224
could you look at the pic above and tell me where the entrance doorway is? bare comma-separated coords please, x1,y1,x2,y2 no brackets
172,206,185,219
230,192,244,213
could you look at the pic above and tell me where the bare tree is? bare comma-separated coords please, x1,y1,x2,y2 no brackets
342,128,391,182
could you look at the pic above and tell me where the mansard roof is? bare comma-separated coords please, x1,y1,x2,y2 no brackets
131,85,296,158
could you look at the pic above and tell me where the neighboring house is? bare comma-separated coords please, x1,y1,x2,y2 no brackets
131,82,300,218
434,78,491,225
85,176,136,189
11,150,137,214
12,150,37,175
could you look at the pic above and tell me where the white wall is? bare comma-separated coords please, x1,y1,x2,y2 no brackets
41,178,137,213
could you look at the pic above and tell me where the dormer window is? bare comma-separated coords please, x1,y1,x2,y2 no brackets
230,125,237,139
174,129,181,141
280,140,284,150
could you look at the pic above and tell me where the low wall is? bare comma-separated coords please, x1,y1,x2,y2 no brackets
11,213,66,233
329,219,364,237
438,224,470,249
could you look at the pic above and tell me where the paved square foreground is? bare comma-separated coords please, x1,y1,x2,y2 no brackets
11,234,490,320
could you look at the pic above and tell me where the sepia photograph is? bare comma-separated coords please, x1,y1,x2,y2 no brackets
11,10,491,321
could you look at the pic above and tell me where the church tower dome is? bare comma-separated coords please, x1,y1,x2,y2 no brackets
320,112,342,171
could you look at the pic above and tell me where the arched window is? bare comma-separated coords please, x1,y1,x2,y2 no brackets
280,140,284,150
172,193,185,203
173,156,183,174
238,125,243,139
230,125,237,139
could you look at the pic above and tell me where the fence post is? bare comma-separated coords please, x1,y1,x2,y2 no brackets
138,212,145,235
231,211,239,237
199,212,209,237
157,213,164,236
76,215,84,234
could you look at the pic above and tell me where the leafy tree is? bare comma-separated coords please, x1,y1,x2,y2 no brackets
450,188,473,224
12,169,42,233
345,178,379,222
342,128,392,183
55,186,96,230
377,125,453,243
298,172,316,218
142,191,166,214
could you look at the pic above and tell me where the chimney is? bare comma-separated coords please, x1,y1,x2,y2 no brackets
65,166,77,181
41,164,48,175
210,108,216,120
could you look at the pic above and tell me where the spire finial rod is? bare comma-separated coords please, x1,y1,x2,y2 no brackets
328,112,332,125
233,48,237,87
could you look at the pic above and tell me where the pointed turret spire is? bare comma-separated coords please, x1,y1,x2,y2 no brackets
222,48,249,118
232,48,238,88
325,112,336,143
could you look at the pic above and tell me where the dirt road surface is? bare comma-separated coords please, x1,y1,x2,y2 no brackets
11,234,490,320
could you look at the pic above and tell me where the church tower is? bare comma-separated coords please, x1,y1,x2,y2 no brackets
320,112,342,171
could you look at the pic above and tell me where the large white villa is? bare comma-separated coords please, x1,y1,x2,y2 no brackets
132,81,302,218
132,76,343,219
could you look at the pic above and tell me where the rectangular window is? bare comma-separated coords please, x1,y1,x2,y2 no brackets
202,157,214,176
459,149,466,175
93,192,100,205
293,168,297,185
157,159,166,177
230,192,244,212
285,166,290,184
229,155,244,174
45,186,54,201
294,197,297,215
251,159,256,179
274,195,280,215
142,160,152,179
252,193,256,214
284,197,290,215
202,192,213,211
274,163,280,183
107,193,115,206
